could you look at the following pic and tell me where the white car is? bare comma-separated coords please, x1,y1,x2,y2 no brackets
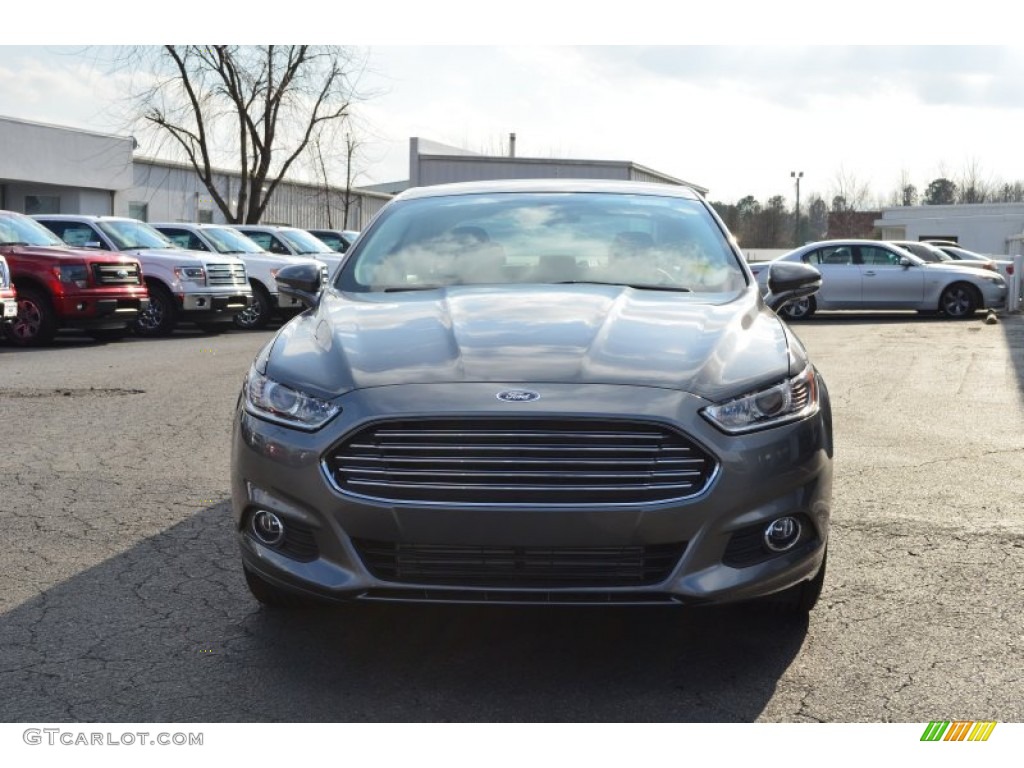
231,224,343,278
750,240,1007,320
35,215,252,336
927,243,1015,282
151,222,326,330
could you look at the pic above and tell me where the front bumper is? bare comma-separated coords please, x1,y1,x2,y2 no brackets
180,291,251,319
54,293,150,329
231,381,833,606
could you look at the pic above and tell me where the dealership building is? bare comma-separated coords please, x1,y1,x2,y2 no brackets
876,203,1024,257
0,115,391,229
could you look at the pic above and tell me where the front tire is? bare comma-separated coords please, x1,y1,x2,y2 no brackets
771,548,827,616
134,282,178,337
939,283,978,319
234,282,274,330
243,566,312,609
8,287,58,347
779,296,816,321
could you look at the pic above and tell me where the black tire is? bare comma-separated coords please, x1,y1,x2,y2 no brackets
134,282,178,337
8,286,58,347
87,328,130,343
779,296,816,321
939,283,979,319
243,566,312,609
771,548,827,616
234,282,274,330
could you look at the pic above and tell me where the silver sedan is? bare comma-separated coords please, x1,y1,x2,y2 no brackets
750,239,1007,320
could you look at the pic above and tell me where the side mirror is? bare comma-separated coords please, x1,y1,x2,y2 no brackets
276,263,323,309
899,256,914,268
765,261,821,313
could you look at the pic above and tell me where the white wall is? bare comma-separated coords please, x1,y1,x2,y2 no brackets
877,204,1024,255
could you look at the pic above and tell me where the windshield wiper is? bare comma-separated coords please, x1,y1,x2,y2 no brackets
381,285,444,292
553,280,691,293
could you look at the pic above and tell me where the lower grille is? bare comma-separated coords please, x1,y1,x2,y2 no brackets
326,417,717,505
352,539,686,588
722,514,816,567
92,262,142,285
206,262,247,287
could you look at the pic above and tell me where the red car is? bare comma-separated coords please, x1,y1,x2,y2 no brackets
0,210,149,346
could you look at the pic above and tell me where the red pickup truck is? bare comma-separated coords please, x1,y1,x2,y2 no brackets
0,210,149,346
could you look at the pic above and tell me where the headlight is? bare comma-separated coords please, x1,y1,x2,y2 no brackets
56,264,90,288
244,367,340,430
702,365,819,434
982,275,1005,285
174,266,207,283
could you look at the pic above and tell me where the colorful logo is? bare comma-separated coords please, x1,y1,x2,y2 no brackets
921,721,997,741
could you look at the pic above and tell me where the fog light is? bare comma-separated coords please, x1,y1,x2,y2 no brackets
763,516,802,552
251,509,284,546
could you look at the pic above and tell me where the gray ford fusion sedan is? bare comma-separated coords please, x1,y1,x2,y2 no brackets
231,180,833,613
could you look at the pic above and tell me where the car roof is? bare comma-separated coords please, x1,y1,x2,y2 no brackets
393,179,704,202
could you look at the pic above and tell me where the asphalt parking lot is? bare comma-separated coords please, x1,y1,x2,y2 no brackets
1,311,1022,723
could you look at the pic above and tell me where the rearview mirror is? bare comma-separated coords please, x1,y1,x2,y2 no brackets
765,261,821,313
276,263,323,309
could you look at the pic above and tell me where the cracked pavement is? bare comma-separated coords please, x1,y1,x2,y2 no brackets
0,312,1022,722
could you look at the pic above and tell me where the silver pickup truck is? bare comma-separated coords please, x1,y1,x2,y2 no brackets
34,215,252,336
151,222,326,330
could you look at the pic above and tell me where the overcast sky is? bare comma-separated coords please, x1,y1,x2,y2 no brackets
3,23,1023,209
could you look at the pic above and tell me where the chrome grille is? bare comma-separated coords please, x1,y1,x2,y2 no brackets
205,262,247,286
325,418,717,504
352,539,687,588
91,262,142,286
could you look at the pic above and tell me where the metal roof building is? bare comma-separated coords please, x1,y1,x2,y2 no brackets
364,137,707,196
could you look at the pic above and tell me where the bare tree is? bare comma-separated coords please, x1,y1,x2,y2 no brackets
956,159,994,204
119,45,364,224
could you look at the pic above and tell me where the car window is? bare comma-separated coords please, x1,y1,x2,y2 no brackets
805,246,853,266
859,246,902,266
45,222,104,248
340,192,746,295
158,228,207,251
244,232,289,254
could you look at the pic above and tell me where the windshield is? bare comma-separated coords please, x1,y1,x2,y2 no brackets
337,192,746,295
0,213,67,247
98,220,175,250
202,227,265,254
279,229,335,254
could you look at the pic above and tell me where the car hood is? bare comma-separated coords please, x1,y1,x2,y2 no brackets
265,284,795,402
126,248,242,266
0,244,137,263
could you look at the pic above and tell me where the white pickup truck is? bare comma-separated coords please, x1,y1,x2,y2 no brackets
231,224,344,279
151,222,327,330
34,215,252,337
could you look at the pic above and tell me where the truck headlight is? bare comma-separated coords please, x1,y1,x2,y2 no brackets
702,365,819,434
56,264,89,288
174,266,207,284
244,368,340,430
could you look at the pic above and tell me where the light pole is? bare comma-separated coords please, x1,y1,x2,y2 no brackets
791,171,803,246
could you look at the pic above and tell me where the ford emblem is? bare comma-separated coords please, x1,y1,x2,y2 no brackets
496,389,540,403
116,269,129,278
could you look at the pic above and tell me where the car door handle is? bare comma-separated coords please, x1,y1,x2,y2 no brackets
863,271,876,276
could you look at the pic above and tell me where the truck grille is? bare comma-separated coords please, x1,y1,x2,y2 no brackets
325,418,717,505
91,262,142,285
205,262,247,287
352,539,687,588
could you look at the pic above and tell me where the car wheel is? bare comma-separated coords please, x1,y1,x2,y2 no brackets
234,283,273,330
87,328,130,343
771,548,827,616
939,283,978,319
243,566,313,609
9,287,58,347
779,296,816,321
134,283,178,337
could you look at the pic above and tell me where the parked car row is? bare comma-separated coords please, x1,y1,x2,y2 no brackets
749,239,1008,321
0,210,358,345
